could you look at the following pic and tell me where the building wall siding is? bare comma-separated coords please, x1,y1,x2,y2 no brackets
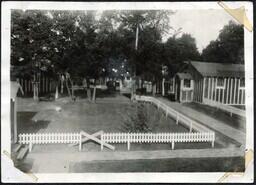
203,77,245,105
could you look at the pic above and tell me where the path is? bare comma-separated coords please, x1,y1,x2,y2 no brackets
23,147,244,173
157,97,246,145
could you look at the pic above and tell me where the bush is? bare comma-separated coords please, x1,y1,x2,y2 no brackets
121,103,152,132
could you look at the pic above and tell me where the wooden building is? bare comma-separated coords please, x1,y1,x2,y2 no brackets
11,81,24,143
173,61,245,105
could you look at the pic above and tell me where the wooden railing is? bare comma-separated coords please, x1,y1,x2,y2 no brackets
135,95,214,133
102,132,215,150
203,98,246,117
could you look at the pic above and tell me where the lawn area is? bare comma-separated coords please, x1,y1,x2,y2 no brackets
14,93,244,173
16,93,240,152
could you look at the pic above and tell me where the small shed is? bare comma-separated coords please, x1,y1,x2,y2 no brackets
173,61,245,105
11,81,24,143
174,72,194,102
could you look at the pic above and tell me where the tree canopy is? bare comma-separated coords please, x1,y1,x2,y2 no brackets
11,9,202,83
201,21,244,64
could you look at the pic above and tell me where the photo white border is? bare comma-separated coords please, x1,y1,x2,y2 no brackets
1,1,254,183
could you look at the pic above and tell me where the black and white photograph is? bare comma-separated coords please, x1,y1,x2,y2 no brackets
1,1,254,183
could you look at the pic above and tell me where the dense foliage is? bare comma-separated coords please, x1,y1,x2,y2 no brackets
201,21,244,64
11,10,202,83
11,10,243,85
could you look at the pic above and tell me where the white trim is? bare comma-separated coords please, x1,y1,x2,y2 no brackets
207,77,210,99
216,78,225,89
229,78,233,104
233,78,237,104
202,78,206,101
214,78,217,102
238,78,245,90
237,79,241,104
211,78,214,101
226,78,230,104
222,78,226,104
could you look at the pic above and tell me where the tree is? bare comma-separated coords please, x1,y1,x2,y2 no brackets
163,33,201,75
201,21,244,64
115,10,173,97
11,10,58,99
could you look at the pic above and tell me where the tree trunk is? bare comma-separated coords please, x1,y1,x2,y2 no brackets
131,78,136,101
92,86,96,103
33,83,38,100
61,77,64,94
55,85,59,99
86,78,92,101
162,78,165,96
152,82,156,96
141,79,145,95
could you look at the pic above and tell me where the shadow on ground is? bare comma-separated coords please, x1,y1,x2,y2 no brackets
69,156,245,172
184,102,246,132
17,112,50,133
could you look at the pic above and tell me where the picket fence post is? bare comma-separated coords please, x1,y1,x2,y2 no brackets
79,132,82,151
100,133,103,150
176,113,179,125
211,133,215,148
127,133,130,151
189,121,193,132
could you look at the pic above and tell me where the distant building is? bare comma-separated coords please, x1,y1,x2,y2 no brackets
172,61,245,105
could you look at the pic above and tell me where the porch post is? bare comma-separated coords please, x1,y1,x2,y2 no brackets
180,79,183,102
237,79,241,104
233,78,237,104
202,78,206,102
13,98,18,143
229,78,233,104
227,78,230,104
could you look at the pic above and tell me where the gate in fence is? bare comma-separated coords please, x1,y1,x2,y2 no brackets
19,130,215,152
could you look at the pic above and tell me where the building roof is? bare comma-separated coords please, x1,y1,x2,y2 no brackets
186,61,245,77
176,72,192,79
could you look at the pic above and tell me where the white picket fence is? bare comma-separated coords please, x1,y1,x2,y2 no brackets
135,95,213,133
102,132,215,150
19,133,81,152
19,133,80,144
19,131,215,152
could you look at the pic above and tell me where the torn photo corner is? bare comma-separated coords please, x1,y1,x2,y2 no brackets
1,1,254,183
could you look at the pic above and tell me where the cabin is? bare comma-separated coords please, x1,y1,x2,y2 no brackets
11,81,24,143
173,61,245,106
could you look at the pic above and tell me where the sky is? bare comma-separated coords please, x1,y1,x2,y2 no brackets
165,9,235,53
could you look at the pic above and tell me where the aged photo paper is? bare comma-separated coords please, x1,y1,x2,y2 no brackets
1,1,254,183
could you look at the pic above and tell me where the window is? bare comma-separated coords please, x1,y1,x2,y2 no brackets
216,77,225,89
183,79,191,88
239,78,245,89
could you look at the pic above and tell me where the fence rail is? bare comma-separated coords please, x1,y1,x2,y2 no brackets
204,99,246,117
135,95,213,133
